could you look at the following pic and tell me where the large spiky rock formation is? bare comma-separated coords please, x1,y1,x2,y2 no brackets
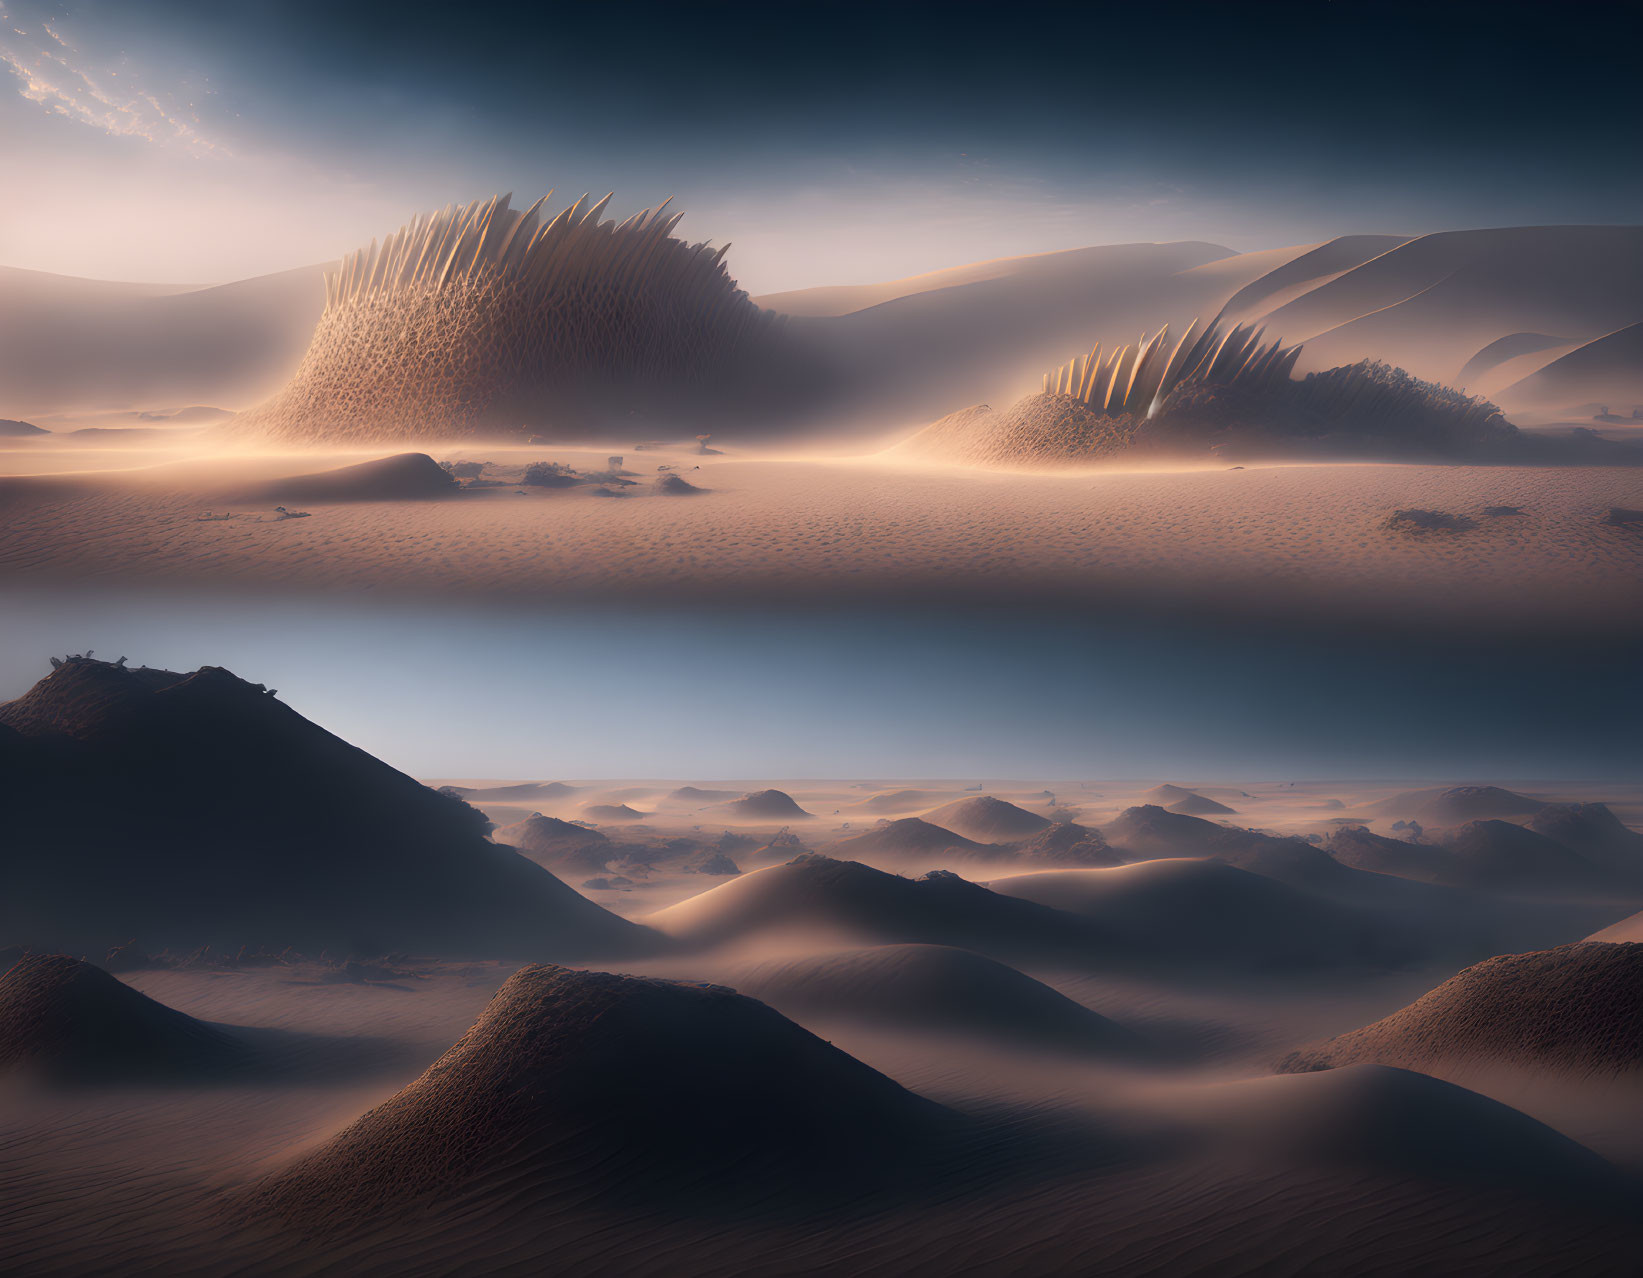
903,318,1526,468
234,193,787,442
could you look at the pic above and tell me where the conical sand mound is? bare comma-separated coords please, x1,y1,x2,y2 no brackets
0,954,246,1082
0,657,654,960
920,796,1051,842
253,964,956,1223
1277,942,1643,1079
731,943,1148,1056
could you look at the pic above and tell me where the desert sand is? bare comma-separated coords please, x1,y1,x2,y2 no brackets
1,439,1639,632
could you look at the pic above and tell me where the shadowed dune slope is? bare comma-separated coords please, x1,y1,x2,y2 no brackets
0,658,654,960
721,788,812,819
448,781,583,802
985,860,1408,969
0,263,327,416
1503,319,1643,410
230,452,457,503
252,964,958,1224
827,817,997,862
1278,943,1643,1078
0,954,247,1082
1193,1064,1622,1196
1323,826,1459,884
645,855,1108,962
1369,785,1548,823
1527,804,1643,881
731,943,1149,1056
1436,819,1623,893
1216,235,1413,318
1250,226,1643,386
1009,821,1123,866
921,796,1052,841
1168,793,1237,816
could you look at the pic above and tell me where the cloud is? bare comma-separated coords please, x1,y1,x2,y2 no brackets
0,2,230,156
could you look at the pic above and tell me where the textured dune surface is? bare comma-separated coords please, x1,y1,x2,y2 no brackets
2,446,1638,631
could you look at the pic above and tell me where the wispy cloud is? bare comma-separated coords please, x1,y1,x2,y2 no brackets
0,2,230,156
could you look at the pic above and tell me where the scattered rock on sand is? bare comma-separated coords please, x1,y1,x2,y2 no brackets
1384,508,1477,533
654,472,704,495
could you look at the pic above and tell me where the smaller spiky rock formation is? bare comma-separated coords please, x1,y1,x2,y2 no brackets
235,193,788,442
903,317,1522,468
1039,319,1303,419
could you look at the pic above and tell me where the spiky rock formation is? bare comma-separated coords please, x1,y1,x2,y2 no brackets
906,317,1525,468
235,193,786,442
1040,318,1304,418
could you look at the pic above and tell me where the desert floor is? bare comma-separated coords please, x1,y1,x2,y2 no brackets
2,435,1640,631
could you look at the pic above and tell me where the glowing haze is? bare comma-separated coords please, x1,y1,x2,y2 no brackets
2,0,1638,290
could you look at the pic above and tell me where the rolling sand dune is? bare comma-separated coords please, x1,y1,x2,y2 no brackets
717,788,812,819
1528,803,1643,880
230,452,457,503
582,802,648,822
1324,825,1460,884
1167,793,1237,816
1369,784,1548,823
645,854,1108,962
493,813,610,860
921,796,1052,841
1249,226,1643,390
985,860,1405,970
1216,235,1413,319
0,657,653,960
730,943,1151,1056
1457,332,1575,390
827,817,998,862
1007,822,1123,866
0,954,248,1083
0,263,327,417
252,964,959,1224
855,787,969,813
1503,318,1643,411
1435,818,1625,893
1278,942,1643,1079
1187,1064,1622,1196
449,780,584,803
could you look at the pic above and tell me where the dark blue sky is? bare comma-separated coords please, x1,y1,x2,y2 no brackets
3,0,1638,285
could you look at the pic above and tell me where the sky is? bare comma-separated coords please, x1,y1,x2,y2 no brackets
2,589,1637,781
2,0,1639,292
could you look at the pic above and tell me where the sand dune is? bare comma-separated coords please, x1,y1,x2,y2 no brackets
1216,235,1413,319
1369,784,1548,824
1278,942,1643,1079
1248,226,1643,389
0,657,653,960
0,954,248,1083
1435,819,1622,893
495,812,609,849
0,263,327,417
717,788,812,819
985,860,1404,970
855,787,969,813
230,452,457,503
645,854,1107,962
1007,821,1123,866
1188,1064,1622,1195
1527,803,1643,881
1324,825,1459,884
730,943,1150,1056
1503,318,1643,411
252,964,958,1224
921,796,1052,841
449,780,584,803
827,817,998,862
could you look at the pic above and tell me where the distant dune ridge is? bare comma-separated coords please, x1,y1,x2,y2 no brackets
232,193,790,443
230,452,457,503
253,964,957,1223
0,656,653,960
646,854,1109,962
0,954,248,1083
1277,942,1643,1079
730,943,1150,1056
920,796,1052,841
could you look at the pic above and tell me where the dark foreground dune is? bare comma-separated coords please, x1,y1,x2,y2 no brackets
0,656,655,960
0,954,248,1083
250,965,962,1225
1278,942,1643,1079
